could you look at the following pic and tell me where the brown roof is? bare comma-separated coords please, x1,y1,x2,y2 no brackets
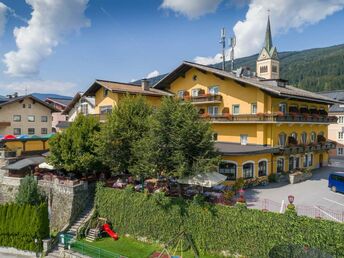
154,61,342,105
84,79,173,97
0,95,59,112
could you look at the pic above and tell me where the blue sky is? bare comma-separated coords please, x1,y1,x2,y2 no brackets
0,0,343,96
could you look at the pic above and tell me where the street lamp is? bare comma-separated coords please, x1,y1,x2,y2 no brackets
34,238,38,258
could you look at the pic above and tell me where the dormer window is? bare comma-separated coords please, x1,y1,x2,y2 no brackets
208,86,219,95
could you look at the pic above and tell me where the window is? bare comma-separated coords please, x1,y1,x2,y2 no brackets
279,103,287,114
311,132,316,143
232,104,240,115
28,128,35,135
99,105,112,114
13,128,21,135
28,115,35,122
41,116,48,122
301,132,307,144
208,106,218,116
22,104,25,108
289,157,294,171
272,65,277,73
278,133,286,146
308,153,313,166
41,128,48,135
258,160,267,177
13,115,21,122
260,66,268,73
208,86,219,95
337,148,344,156
211,132,218,141
338,116,344,124
243,162,254,179
277,158,284,173
295,157,300,169
28,104,32,109
240,134,248,145
291,132,298,141
251,103,257,114
219,162,236,180
191,89,200,97
338,132,344,140
80,103,89,115
103,88,109,97
177,90,185,99
303,155,308,167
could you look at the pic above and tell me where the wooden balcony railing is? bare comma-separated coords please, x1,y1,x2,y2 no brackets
88,113,108,122
201,113,337,124
277,141,336,155
182,94,222,103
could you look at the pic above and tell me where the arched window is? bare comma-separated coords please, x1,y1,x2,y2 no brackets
291,132,298,140
258,160,267,177
278,132,286,146
301,132,307,144
219,161,236,180
243,162,254,179
277,158,284,173
289,156,294,171
310,132,316,143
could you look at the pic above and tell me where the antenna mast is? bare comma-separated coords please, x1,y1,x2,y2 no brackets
230,35,236,72
219,28,226,71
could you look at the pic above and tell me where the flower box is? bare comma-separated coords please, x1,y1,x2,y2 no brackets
289,171,312,184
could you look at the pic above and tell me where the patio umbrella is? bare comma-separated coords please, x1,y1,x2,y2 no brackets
38,162,55,170
3,134,16,140
17,134,29,139
43,133,55,139
177,172,227,188
0,135,3,139
30,135,40,139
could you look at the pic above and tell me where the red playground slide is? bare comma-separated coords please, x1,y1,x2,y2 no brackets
102,224,119,240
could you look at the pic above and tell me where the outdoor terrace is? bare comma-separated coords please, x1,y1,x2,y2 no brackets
276,141,336,155
181,94,222,104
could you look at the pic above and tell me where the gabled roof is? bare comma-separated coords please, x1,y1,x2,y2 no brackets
0,94,59,112
153,61,341,105
62,92,95,115
45,98,72,107
84,79,173,97
320,90,344,113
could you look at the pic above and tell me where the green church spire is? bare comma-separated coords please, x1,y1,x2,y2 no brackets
265,15,273,51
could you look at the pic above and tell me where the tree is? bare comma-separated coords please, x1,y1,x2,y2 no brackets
48,114,101,174
131,97,219,178
96,95,153,175
16,176,45,205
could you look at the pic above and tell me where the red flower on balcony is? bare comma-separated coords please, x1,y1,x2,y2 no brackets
201,112,210,118
274,111,284,117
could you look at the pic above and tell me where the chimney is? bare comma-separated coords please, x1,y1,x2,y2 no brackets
141,78,150,91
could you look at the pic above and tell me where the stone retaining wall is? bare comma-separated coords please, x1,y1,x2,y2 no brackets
289,172,312,184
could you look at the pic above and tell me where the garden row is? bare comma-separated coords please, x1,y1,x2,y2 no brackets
95,185,344,257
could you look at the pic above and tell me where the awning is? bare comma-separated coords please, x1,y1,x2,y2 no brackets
177,172,227,187
2,157,45,171
38,162,55,170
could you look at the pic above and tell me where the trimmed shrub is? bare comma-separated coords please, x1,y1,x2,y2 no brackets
0,203,49,252
95,186,344,257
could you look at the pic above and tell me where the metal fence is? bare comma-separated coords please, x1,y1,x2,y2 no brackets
260,199,344,223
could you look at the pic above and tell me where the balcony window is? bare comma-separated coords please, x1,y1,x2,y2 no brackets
278,133,286,146
295,157,300,169
289,106,299,113
337,148,344,156
251,103,257,114
258,160,267,177
338,116,344,124
338,132,344,140
191,89,200,97
13,128,21,135
232,104,240,115
289,157,294,171
311,132,316,143
13,115,21,122
240,134,248,145
177,90,185,99
277,158,284,173
219,162,236,180
279,103,287,114
103,88,109,97
80,103,89,115
303,155,308,167
28,115,35,122
308,153,313,166
301,132,307,144
208,106,218,116
243,162,254,179
28,128,35,135
208,86,219,95
291,132,298,141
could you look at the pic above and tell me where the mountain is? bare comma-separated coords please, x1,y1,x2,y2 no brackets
31,93,73,101
212,44,344,92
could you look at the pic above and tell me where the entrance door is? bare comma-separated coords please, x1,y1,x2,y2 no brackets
319,154,323,167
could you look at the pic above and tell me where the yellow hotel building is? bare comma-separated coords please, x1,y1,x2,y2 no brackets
85,18,339,181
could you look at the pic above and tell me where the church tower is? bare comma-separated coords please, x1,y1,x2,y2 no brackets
256,15,280,79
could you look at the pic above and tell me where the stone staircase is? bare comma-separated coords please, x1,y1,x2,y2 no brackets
85,228,99,242
66,199,94,237
45,248,62,258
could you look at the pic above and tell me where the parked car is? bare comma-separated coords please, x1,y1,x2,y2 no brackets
328,172,344,193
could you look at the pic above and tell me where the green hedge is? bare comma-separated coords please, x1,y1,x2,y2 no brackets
0,203,49,252
95,186,344,257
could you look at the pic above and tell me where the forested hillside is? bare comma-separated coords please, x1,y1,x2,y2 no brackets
213,44,344,92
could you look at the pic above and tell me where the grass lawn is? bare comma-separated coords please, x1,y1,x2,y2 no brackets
79,236,223,258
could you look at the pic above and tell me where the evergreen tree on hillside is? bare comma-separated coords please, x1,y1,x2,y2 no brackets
16,176,45,205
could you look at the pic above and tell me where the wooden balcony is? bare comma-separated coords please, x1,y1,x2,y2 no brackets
88,113,108,122
201,113,337,124
277,141,336,155
0,121,11,127
182,94,222,104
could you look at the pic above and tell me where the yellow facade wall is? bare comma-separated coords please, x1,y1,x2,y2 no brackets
5,139,49,152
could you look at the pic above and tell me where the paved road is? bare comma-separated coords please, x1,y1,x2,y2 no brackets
245,165,344,221
0,254,33,258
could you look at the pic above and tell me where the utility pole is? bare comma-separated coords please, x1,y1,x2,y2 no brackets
220,28,226,71
230,35,236,72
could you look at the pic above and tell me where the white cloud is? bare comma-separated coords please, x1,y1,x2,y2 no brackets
3,0,90,77
0,2,8,37
160,0,222,19
194,0,344,64
0,80,77,95
146,70,160,79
